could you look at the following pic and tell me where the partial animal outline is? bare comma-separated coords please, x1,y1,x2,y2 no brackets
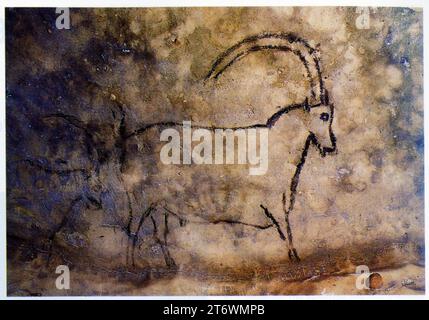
21,32,337,268
124,32,337,264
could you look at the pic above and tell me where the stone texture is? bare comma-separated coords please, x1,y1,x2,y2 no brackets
6,7,424,295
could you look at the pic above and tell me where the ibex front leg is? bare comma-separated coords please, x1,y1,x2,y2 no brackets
260,203,299,262
282,136,313,263
283,193,300,262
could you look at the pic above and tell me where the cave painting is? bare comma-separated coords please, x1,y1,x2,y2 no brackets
122,33,337,266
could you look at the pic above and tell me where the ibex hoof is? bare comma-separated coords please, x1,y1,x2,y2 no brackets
288,248,301,263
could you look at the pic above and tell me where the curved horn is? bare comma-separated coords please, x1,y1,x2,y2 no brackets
205,32,326,105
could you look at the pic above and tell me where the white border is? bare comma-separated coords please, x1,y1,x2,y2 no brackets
0,0,427,300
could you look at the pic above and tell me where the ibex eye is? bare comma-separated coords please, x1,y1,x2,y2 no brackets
320,112,329,122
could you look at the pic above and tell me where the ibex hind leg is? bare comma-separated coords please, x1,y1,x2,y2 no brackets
150,211,177,270
126,204,156,268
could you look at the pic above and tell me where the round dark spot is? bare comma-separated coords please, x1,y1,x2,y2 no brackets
320,112,329,122
369,272,383,289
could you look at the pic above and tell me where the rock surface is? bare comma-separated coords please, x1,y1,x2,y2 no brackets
6,7,424,295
